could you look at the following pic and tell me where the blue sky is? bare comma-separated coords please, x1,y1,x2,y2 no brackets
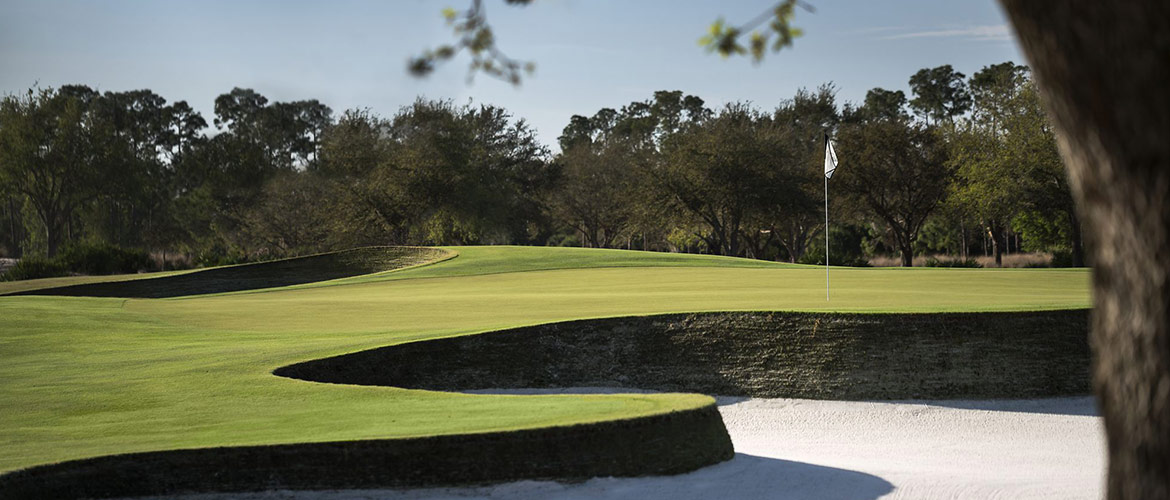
0,0,1024,150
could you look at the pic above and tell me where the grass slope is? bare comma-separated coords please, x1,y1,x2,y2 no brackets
0,269,196,296
0,246,1091,475
1,246,451,298
285,311,1088,399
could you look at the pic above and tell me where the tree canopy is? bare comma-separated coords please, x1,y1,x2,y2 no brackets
0,64,1080,272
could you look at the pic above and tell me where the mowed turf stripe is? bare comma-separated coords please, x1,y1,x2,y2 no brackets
129,265,1089,335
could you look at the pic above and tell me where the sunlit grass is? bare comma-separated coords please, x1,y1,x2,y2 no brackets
0,246,1090,473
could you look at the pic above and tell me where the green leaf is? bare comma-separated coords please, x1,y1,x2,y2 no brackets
709,19,725,36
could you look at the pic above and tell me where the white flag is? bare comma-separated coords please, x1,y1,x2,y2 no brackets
824,134,838,179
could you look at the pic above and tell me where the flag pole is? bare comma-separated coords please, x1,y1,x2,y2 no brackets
825,167,830,301
822,132,837,302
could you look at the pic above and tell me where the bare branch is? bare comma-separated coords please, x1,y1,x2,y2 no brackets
409,0,535,86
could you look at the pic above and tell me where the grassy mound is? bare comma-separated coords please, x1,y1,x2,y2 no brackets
0,404,731,499
2,247,451,298
278,310,1090,400
0,246,1093,496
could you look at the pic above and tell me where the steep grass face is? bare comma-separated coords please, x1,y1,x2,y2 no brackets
281,311,1090,399
2,247,452,298
0,269,195,295
0,246,1092,477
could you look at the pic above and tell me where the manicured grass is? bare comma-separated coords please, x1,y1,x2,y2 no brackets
0,246,1091,474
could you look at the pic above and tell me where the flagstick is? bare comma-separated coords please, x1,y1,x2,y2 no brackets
825,172,830,301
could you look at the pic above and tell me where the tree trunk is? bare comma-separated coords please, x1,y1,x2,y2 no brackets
34,203,65,259
988,223,1004,267
726,214,742,257
999,2,1170,498
960,221,968,261
5,196,21,258
46,222,61,258
780,221,809,263
899,237,913,267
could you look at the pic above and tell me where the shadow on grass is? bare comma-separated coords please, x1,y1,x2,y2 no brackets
3,247,449,299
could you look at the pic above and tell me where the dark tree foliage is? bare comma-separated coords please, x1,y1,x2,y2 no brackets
553,89,831,259
944,67,1083,267
314,109,401,246
858,88,909,122
548,139,643,249
0,89,106,257
238,171,337,255
769,85,838,262
0,76,1080,275
908,65,973,125
659,104,802,257
551,91,712,251
214,88,332,171
969,62,1029,126
837,114,951,267
317,99,553,247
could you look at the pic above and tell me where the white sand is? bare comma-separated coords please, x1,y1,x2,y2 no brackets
150,392,1105,500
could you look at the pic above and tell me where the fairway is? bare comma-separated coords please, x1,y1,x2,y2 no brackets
0,246,1091,484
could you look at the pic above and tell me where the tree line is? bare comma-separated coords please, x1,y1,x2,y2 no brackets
0,62,1083,274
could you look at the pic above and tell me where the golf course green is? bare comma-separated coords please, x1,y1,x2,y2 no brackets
0,246,1092,496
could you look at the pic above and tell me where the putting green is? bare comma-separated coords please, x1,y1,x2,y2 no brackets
0,246,1090,475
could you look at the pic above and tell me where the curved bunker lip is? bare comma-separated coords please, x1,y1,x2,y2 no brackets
275,309,1092,400
0,402,734,500
461,387,1100,416
3,308,1092,498
118,395,1103,500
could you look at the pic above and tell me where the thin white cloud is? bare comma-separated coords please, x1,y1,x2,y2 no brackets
880,25,1012,42
846,26,906,36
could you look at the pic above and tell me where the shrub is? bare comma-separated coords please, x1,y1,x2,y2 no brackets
1050,249,1075,268
194,251,252,268
1,257,68,281
924,256,983,268
57,243,153,275
800,224,872,267
1,243,157,281
799,249,871,267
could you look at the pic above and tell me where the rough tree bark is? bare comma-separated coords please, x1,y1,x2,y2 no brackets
777,219,813,263
987,220,1004,267
998,1,1169,498
4,196,21,258
898,237,914,268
